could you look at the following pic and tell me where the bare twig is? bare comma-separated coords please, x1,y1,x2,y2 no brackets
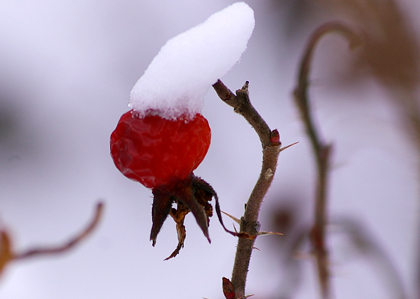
332,217,407,299
13,202,104,260
213,80,282,298
293,22,361,299
1,202,104,279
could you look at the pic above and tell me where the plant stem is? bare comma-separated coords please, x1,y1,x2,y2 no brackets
14,202,104,260
394,89,420,299
213,80,281,298
293,22,361,299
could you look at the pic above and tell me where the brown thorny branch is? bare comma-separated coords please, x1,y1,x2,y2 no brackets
0,202,104,276
293,22,362,299
213,80,288,298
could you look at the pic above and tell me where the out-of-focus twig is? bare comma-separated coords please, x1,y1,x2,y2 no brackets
293,22,361,299
14,202,104,260
213,80,283,298
324,4,420,291
335,2,420,294
0,201,104,278
332,217,407,299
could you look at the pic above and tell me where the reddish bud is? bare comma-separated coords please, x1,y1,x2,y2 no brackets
222,277,235,299
270,129,281,145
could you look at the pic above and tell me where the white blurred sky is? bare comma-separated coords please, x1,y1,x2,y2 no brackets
0,1,419,298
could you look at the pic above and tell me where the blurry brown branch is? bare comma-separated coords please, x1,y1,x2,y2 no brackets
213,80,282,298
318,2,420,295
333,2,420,293
293,22,361,299
323,0,420,89
0,202,104,277
332,217,407,299
15,202,104,259
323,0,420,155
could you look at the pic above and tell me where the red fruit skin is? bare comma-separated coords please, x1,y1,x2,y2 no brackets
110,110,211,189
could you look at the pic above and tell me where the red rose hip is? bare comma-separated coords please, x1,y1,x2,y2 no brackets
110,110,211,189
110,110,240,259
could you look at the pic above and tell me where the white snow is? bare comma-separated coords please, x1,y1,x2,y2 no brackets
129,2,255,119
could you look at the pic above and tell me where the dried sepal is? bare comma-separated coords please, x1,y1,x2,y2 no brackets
164,202,189,260
194,175,255,240
150,174,212,259
213,189,256,240
150,189,173,246
150,173,256,259
172,176,211,242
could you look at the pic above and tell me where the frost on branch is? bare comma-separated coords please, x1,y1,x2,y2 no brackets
129,2,255,119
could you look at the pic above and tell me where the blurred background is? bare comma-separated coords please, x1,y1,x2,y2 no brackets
1,0,419,298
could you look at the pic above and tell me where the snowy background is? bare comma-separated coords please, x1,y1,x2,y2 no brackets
0,1,419,298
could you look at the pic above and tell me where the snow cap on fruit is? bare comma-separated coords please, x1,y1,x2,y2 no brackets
129,2,255,120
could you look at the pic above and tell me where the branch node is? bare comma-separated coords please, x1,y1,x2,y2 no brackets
264,168,274,181
240,218,260,236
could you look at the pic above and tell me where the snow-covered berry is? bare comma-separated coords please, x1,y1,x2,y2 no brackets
110,2,254,259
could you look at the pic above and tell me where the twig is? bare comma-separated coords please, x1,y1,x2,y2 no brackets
14,202,104,260
293,22,361,299
213,80,282,298
333,217,407,299
1,202,104,278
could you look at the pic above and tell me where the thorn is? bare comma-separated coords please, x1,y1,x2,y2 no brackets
232,224,238,234
258,231,283,236
222,211,241,224
280,141,299,152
